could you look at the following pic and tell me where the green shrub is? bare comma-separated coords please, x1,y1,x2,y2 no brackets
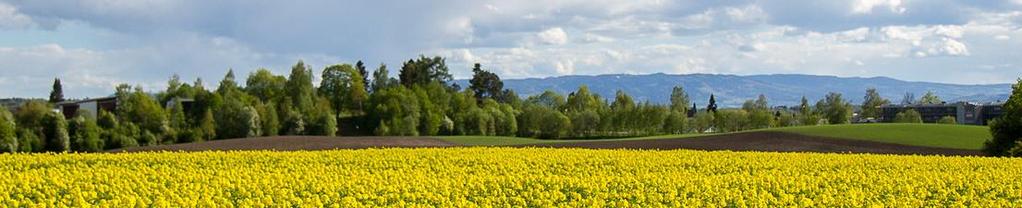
40,112,69,152
937,116,957,124
0,107,16,153
16,129,41,152
894,109,923,123
69,113,103,152
105,122,140,149
174,128,202,143
538,111,571,139
215,99,261,139
140,130,158,146
661,111,687,135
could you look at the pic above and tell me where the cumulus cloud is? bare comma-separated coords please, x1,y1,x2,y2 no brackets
851,0,906,14
0,0,1021,97
0,2,33,29
537,27,568,45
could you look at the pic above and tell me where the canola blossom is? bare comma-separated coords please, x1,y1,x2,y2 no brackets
1,148,1021,207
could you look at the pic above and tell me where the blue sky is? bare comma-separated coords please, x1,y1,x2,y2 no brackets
0,0,1020,98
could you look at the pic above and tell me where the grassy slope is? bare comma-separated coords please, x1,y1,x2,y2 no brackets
769,124,991,150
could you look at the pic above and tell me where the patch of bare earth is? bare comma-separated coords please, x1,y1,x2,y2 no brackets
110,136,459,152
522,131,983,156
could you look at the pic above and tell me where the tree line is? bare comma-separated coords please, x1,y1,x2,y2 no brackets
0,57,1020,156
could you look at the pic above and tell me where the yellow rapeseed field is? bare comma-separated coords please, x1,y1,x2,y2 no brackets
1,148,1021,207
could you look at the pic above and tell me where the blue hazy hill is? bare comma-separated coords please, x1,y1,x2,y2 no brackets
456,73,1012,107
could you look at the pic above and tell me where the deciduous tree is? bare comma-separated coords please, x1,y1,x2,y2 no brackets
985,79,1022,156
0,106,16,152
816,92,852,124
861,88,890,119
918,91,943,104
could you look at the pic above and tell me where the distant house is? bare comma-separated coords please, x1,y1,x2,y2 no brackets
878,102,1004,125
55,96,118,118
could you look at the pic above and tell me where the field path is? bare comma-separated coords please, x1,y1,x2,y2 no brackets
523,132,983,156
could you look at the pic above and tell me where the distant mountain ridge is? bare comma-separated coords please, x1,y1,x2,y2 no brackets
456,73,1012,107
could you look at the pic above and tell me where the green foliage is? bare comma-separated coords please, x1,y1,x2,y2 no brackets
861,88,890,119
816,92,852,124
398,56,453,88
355,60,370,91
245,68,287,102
117,86,169,137
320,64,368,114
918,91,943,105
49,78,64,103
215,98,262,139
515,103,571,139
40,112,69,152
661,111,687,134
670,86,690,113
468,63,504,101
985,79,1022,156
706,94,718,113
411,85,446,136
371,63,397,92
257,102,280,136
538,110,571,139
68,113,103,152
285,60,316,115
282,109,305,135
1008,141,1022,157
14,100,50,130
106,122,140,149
198,110,216,141
937,116,957,124
894,109,923,123
569,110,601,137
775,111,798,127
797,96,818,126
494,103,517,136
139,130,158,146
168,100,188,143
743,95,773,129
714,109,750,133
526,90,565,110
0,106,16,153
216,69,242,95
158,74,194,106
609,90,636,133
305,99,336,136
692,111,715,133
369,86,420,136
565,85,602,113
16,129,41,152
463,107,493,136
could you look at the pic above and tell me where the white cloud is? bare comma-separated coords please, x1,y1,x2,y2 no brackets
581,33,614,43
1,0,1022,97
851,0,906,14
0,2,34,29
914,38,970,57
537,27,568,45
554,60,575,74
